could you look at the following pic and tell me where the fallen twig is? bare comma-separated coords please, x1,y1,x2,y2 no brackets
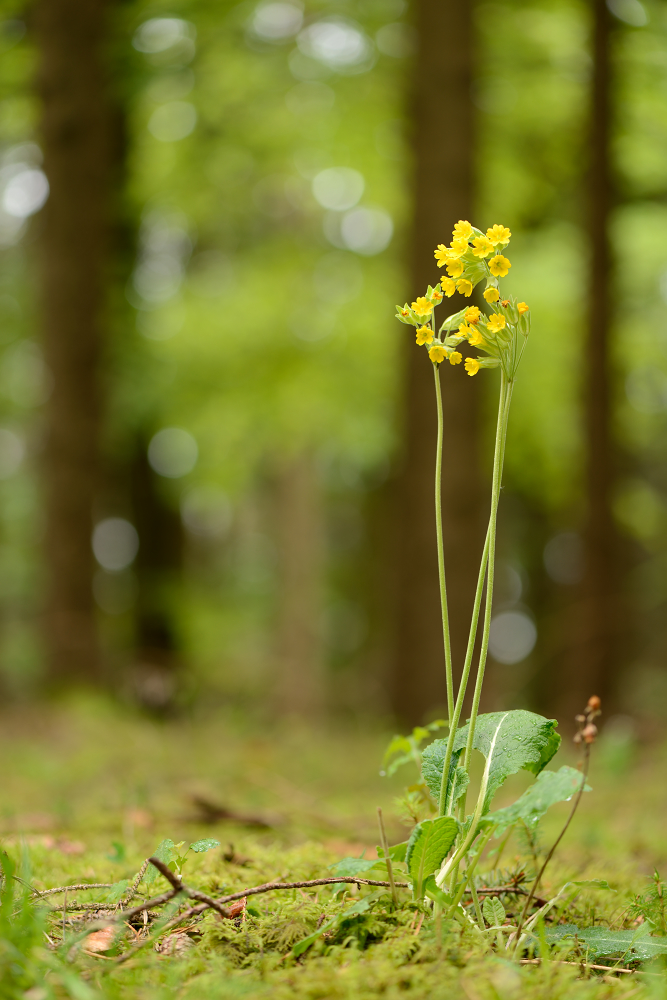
147,857,233,919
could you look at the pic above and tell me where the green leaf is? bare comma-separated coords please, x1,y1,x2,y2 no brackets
482,896,505,928
568,879,614,891
545,924,667,962
422,710,561,813
104,880,130,903
377,842,407,863
489,766,590,831
144,838,177,885
329,858,383,877
405,816,458,898
190,838,221,854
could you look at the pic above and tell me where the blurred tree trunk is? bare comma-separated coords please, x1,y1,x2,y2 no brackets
130,441,183,711
273,453,324,716
34,0,112,685
389,0,483,725
559,0,620,719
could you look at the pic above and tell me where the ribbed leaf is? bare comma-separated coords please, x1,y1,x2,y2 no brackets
546,924,667,962
482,896,505,928
489,765,589,831
422,710,561,813
405,816,458,899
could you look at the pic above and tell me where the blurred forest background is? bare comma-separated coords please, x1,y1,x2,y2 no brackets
0,0,665,733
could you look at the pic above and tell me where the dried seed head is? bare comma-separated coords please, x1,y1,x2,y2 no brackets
587,695,601,711
582,723,598,744
573,732,582,744
575,714,586,723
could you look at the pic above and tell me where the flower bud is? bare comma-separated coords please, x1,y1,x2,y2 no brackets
587,695,601,711
582,723,598,744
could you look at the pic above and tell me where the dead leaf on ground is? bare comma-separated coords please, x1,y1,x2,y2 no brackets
83,926,117,954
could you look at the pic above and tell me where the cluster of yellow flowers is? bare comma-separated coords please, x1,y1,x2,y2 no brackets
395,220,530,378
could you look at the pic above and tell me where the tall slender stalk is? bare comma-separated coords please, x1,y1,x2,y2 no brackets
437,377,508,817
462,373,513,775
433,362,454,727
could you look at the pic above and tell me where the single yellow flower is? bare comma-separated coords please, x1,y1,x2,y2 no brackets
449,351,462,365
449,237,469,258
429,345,446,364
440,277,456,297
489,255,511,277
411,296,433,318
486,224,511,246
465,306,481,323
517,301,529,314
446,259,465,278
458,322,474,340
416,326,434,346
483,287,500,303
452,220,473,240
472,236,494,258
465,357,480,376
456,278,473,297
434,244,453,268
468,328,485,347
487,313,506,333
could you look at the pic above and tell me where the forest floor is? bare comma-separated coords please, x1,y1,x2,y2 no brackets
1,696,667,999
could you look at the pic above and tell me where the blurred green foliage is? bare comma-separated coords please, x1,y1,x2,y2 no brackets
0,0,666,713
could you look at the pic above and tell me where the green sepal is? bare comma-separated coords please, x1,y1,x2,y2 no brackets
395,303,417,326
439,307,467,333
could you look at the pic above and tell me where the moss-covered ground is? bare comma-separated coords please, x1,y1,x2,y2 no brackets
1,697,667,999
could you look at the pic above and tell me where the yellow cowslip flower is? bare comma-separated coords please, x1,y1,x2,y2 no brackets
489,255,511,277
483,287,500,303
449,351,463,365
456,278,473,297
446,259,465,278
465,306,481,324
465,357,480,377
486,224,511,246
517,301,529,314
429,345,446,364
416,326,434,346
449,237,469,258
453,220,473,240
468,328,485,347
440,277,456,297
458,322,474,340
411,296,433,318
431,288,443,303
434,244,452,268
487,313,506,333
472,236,494,258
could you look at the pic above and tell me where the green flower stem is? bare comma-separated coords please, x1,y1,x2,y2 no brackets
462,373,514,777
436,526,491,816
433,362,454,727
436,378,510,817
446,825,495,918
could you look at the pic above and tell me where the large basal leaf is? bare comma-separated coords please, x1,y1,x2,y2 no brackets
405,816,458,899
546,924,667,962
422,710,561,813
482,896,505,928
489,766,590,831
